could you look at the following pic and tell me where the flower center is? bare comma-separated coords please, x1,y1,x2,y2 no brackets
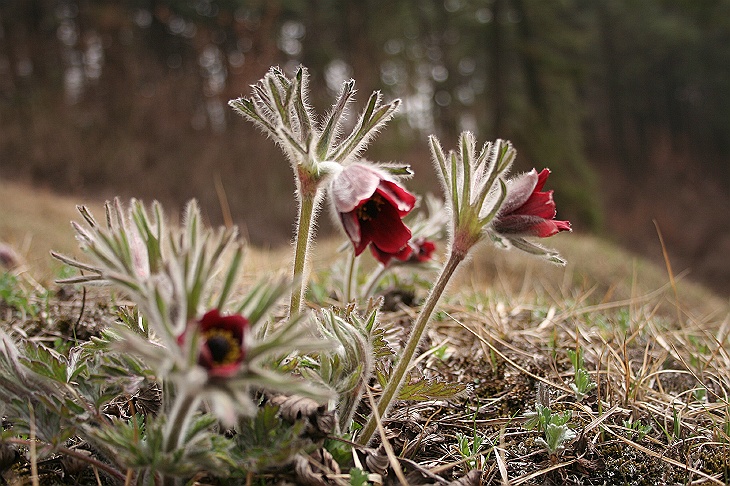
204,329,242,365
357,194,384,221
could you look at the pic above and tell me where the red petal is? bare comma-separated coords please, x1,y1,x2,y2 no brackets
376,181,417,216
371,243,412,265
533,168,550,192
199,309,223,330
199,310,248,341
526,218,571,237
517,190,556,219
331,164,382,213
554,220,572,232
414,240,436,262
500,170,539,215
359,200,412,253
341,211,366,253
205,362,241,378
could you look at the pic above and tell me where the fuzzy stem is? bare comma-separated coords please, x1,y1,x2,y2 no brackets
290,192,318,314
344,250,358,303
163,391,201,453
362,264,389,299
357,250,464,445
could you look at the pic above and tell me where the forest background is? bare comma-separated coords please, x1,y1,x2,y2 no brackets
1,0,729,295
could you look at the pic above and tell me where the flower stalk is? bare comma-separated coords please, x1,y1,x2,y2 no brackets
344,249,358,303
163,390,202,454
362,264,388,299
357,249,464,444
290,189,321,313
358,133,570,444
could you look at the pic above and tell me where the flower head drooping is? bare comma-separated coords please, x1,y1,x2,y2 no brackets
229,67,402,313
370,236,437,266
407,237,437,263
195,310,248,378
358,134,572,444
493,169,571,238
331,162,416,258
370,243,412,266
488,168,571,264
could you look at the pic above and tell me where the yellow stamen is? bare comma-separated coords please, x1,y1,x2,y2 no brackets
204,328,242,365
357,194,384,221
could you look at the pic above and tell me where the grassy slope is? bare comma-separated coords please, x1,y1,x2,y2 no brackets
0,179,297,283
1,179,725,311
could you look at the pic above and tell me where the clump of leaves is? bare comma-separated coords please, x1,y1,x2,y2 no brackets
567,348,596,400
455,427,491,471
524,386,576,455
0,272,48,319
623,418,653,441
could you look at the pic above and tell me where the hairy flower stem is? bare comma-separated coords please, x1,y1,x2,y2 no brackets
357,250,464,445
163,391,202,454
344,250,358,303
362,265,388,299
290,192,319,314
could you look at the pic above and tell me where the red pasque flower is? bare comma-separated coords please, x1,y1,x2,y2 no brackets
331,163,417,257
492,169,571,237
196,309,248,378
407,237,436,263
370,237,436,266
370,242,412,266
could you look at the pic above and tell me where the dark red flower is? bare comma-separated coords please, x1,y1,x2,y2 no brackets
196,309,248,378
331,163,417,257
492,169,571,237
370,242,412,266
370,237,436,266
407,238,436,263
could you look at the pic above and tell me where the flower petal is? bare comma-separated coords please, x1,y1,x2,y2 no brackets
331,164,383,213
411,239,436,262
495,215,570,237
376,180,417,215
360,200,412,253
370,242,412,265
500,169,538,215
515,190,556,219
200,310,247,341
340,211,364,250
533,168,550,192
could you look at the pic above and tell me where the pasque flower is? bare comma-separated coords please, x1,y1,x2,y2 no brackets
370,236,437,266
492,169,571,237
407,237,437,263
370,243,412,266
331,163,417,257
229,67,401,314
186,309,248,378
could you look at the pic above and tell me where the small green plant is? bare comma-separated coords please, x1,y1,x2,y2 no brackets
0,272,48,319
455,430,491,471
623,418,653,441
673,405,682,441
567,348,597,400
524,386,576,455
721,408,730,443
654,404,684,444
692,386,707,403
432,342,453,362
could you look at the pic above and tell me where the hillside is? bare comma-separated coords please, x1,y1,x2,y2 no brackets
1,179,729,485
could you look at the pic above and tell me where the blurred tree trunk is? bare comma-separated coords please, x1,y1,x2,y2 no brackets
490,0,505,137
513,0,543,112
